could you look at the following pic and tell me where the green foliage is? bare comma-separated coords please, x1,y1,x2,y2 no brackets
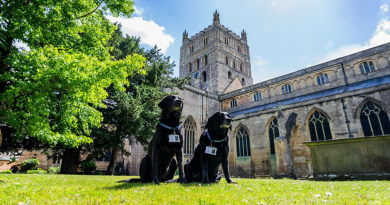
1,176,390,204
0,170,12,174
27,168,47,174
21,159,40,172
47,166,61,174
0,0,145,148
81,160,97,174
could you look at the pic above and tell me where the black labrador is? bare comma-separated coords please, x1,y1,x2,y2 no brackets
138,95,187,184
184,112,236,183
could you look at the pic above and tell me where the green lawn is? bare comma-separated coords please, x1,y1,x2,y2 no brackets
0,175,389,204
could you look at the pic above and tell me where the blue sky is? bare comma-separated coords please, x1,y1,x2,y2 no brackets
108,0,390,83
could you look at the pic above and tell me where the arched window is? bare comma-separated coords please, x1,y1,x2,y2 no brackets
268,118,279,154
230,99,237,108
242,78,245,86
308,110,332,141
360,101,390,136
196,59,200,69
203,36,208,46
188,63,192,73
204,55,208,66
225,37,229,45
238,45,241,53
282,84,292,94
235,125,251,157
233,60,236,69
240,64,243,72
359,61,375,74
183,116,196,155
228,71,232,79
317,73,329,85
254,92,262,102
202,71,207,82
226,56,229,65
190,44,194,53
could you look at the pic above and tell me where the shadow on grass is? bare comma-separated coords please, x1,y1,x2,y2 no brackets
105,179,225,190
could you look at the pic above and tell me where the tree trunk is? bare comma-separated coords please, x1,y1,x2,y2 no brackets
0,127,3,150
107,146,119,175
60,147,81,174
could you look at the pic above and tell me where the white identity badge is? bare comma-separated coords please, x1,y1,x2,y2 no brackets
169,134,180,143
205,146,217,155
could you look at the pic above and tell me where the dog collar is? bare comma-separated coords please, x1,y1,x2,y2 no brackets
206,130,227,143
158,122,181,132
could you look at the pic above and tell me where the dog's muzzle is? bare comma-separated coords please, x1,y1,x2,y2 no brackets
220,118,232,129
172,100,183,111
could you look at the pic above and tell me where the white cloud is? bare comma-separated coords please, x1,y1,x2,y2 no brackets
315,18,390,64
106,16,174,54
133,6,144,16
252,56,280,83
271,0,277,7
380,4,389,14
324,40,333,50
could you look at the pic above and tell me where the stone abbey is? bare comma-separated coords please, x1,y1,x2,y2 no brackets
174,10,390,178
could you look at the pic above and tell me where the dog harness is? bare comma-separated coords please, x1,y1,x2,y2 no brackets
158,122,181,134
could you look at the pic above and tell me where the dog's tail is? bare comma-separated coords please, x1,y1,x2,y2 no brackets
117,178,142,183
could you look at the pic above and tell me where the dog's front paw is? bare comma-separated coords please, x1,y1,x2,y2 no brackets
177,177,188,184
152,177,160,185
226,179,237,184
202,179,210,184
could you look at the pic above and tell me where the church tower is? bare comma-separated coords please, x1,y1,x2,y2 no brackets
179,10,253,94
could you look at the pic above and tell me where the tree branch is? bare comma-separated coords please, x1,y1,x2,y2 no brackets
59,1,103,22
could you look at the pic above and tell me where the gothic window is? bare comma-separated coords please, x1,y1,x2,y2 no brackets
52,157,61,164
228,71,232,79
308,110,332,141
230,99,237,108
317,73,329,85
282,84,292,94
204,55,208,66
225,37,229,45
190,44,194,53
268,118,279,154
240,64,243,72
360,101,390,136
359,61,375,74
233,60,236,69
183,116,196,155
196,59,200,69
238,45,241,53
226,56,229,65
203,36,208,46
242,78,245,86
188,63,192,73
202,71,207,82
96,151,112,162
254,92,262,102
235,125,251,157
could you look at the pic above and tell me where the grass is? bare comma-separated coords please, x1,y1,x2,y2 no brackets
0,175,389,204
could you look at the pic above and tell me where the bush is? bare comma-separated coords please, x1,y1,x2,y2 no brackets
1,169,12,174
81,160,97,174
48,166,61,174
27,168,47,174
21,158,40,172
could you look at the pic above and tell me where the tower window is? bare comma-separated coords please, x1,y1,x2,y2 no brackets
233,60,236,69
317,73,329,85
359,61,375,74
240,64,243,72
188,63,192,73
282,84,292,94
202,71,207,82
230,99,237,108
228,71,232,79
254,92,262,102
203,36,208,46
242,78,245,86
225,37,229,45
204,55,208,66
238,45,241,53
196,59,200,69
226,56,229,65
190,44,194,53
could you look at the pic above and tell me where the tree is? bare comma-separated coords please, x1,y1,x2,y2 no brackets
87,26,189,174
0,0,145,151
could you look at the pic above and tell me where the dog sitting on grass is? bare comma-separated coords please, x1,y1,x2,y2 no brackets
184,112,236,184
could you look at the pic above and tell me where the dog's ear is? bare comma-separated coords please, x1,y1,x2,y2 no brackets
158,96,169,110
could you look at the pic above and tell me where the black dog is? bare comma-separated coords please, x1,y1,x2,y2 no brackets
184,112,236,183
137,95,187,184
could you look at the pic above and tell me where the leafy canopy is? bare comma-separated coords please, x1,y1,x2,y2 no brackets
0,0,145,148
